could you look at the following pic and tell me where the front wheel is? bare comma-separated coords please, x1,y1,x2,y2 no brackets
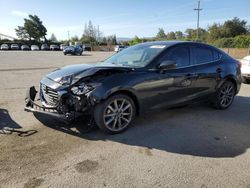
212,81,236,109
94,94,136,134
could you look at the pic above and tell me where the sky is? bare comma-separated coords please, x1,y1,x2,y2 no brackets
0,0,249,40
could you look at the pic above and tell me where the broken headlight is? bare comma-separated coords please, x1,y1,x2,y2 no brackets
59,75,73,85
71,84,93,95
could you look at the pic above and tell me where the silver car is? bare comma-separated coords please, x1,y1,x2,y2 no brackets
0,44,9,50
21,45,30,51
10,44,20,50
31,45,40,51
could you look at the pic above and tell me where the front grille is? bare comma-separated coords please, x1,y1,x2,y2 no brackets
40,83,59,107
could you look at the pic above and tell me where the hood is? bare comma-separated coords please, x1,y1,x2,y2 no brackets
46,63,132,84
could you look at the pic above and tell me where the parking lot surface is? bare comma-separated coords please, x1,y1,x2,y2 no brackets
0,51,250,188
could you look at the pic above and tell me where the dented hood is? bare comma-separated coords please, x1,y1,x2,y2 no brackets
46,63,132,84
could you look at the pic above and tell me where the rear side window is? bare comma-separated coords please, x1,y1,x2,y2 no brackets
160,46,190,67
213,49,222,60
192,46,213,65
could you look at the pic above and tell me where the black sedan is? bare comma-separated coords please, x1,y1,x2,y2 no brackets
25,41,242,134
63,45,83,55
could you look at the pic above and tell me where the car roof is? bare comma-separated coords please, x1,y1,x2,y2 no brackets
142,41,214,47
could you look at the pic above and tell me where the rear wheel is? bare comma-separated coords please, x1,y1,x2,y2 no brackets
94,94,136,134
213,81,236,109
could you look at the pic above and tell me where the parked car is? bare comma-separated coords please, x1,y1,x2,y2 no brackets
82,44,91,51
10,44,20,50
63,46,83,55
41,44,50,51
114,45,126,52
25,41,242,134
31,45,39,51
0,44,9,50
21,45,30,51
240,55,250,83
60,44,68,51
50,44,60,51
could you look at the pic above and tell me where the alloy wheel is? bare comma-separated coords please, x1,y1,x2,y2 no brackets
218,83,235,108
103,98,133,132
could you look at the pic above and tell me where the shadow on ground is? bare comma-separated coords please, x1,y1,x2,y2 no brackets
64,54,92,57
34,96,250,158
0,108,37,137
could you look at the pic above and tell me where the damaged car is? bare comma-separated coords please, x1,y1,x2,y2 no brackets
25,41,241,134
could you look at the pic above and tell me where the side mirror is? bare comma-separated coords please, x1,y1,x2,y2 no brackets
158,60,177,70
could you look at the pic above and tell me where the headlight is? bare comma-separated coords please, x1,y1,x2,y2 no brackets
71,84,93,95
59,75,72,85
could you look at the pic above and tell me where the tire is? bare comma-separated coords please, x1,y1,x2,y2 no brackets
247,79,250,84
94,94,136,134
212,81,236,110
243,77,250,84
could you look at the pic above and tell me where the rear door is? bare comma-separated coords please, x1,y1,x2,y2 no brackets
190,44,224,100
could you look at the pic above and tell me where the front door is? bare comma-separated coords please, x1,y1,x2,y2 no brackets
137,45,198,110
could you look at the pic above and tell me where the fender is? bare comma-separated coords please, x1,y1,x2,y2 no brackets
216,74,241,94
88,86,140,114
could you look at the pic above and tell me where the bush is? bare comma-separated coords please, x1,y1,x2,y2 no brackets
211,35,250,48
232,35,250,48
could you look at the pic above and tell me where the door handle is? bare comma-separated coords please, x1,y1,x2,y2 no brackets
216,68,222,73
185,73,198,78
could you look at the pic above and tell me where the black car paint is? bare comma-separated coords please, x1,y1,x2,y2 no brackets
63,46,83,55
26,41,241,117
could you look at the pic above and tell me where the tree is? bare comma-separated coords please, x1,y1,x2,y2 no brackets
167,32,176,40
102,37,107,44
112,34,117,45
185,29,197,39
15,14,47,41
50,33,57,42
223,17,248,37
208,23,224,40
175,31,184,39
81,20,99,44
185,28,207,40
156,28,166,39
96,25,103,44
129,36,142,45
71,35,79,42
208,17,248,41
15,26,29,40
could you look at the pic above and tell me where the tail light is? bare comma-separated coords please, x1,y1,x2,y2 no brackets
238,60,242,68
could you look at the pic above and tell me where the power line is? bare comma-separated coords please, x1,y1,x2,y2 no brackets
194,0,202,40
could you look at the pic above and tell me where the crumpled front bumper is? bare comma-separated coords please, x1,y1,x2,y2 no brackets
24,86,67,119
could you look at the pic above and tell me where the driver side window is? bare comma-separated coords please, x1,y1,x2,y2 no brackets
160,46,190,67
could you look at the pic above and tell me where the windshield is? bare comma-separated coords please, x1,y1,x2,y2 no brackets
104,43,167,68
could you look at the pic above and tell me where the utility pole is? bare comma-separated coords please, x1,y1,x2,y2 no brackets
194,0,202,41
67,31,70,44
